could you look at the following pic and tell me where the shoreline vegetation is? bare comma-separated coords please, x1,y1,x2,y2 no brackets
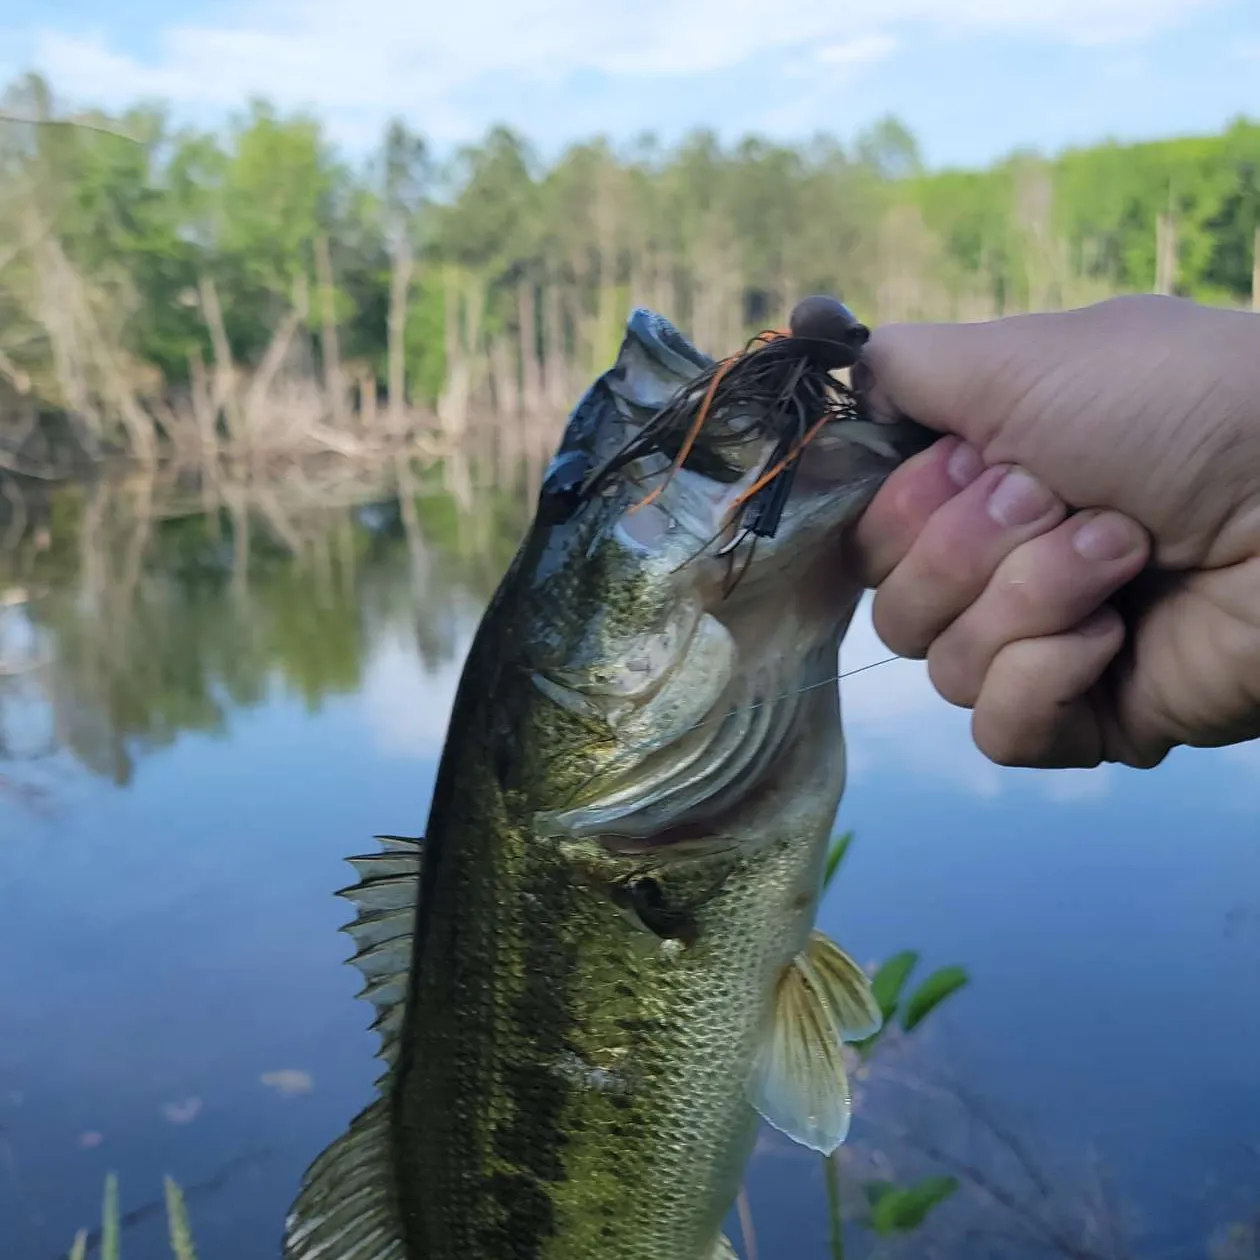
0,73,1258,486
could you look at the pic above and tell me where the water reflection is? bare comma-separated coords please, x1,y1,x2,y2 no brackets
0,460,532,791
0,465,1258,1260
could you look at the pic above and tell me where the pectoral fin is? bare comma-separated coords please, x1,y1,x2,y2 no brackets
746,929,882,1156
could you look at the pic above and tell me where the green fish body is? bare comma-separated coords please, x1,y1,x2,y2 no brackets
284,308,931,1260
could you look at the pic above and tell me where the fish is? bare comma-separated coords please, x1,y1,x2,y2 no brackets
283,303,933,1260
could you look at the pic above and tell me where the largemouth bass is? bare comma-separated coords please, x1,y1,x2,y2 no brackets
284,303,931,1260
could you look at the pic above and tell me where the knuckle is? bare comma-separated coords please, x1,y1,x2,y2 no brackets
926,644,978,709
971,711,1030,767
913,518,986,590
990,534,1090,629
870,590,929,660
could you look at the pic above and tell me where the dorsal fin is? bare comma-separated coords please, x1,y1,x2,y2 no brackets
336,834,423,1080
284,835,423,1260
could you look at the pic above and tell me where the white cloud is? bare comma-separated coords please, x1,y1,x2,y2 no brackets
837,595,1116,800
817,34,900,67
11,0,1228,147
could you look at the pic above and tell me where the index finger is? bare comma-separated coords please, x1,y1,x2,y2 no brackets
850,435,967,586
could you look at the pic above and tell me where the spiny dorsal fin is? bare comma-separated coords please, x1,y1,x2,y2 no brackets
746,928,882,1156
283,1097,405,1260
337,834,423,1076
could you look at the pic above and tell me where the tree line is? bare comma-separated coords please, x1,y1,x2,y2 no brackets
1,71,1257,469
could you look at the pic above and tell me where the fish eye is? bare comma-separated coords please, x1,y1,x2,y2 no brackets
537,449,593,527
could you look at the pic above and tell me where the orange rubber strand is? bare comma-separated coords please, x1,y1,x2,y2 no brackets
630,326,791,514
724,409,830,523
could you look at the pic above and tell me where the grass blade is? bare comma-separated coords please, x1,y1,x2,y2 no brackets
102,1173,120,1260
164,1177,199,1260
68,1230,88,1260
822,830,854,892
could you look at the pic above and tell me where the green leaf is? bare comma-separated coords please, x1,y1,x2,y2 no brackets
869,950,919,1023
822,831,854,891
901,965,970,1031
864,1176,960,1234
863,1179,897,1209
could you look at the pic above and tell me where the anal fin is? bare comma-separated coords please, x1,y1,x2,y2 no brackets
283,1098,406,1260
746,929,882,1156
337,834,423,1076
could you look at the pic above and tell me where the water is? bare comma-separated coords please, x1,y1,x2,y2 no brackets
1,470,1258,1260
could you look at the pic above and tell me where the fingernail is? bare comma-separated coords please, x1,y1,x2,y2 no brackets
1073,513,1140,562
946,441,985,489
986,468,1056,528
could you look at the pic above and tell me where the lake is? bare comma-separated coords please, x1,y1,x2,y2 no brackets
1,465,1257,1260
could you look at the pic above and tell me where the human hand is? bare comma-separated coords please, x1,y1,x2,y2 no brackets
850,294,1260,770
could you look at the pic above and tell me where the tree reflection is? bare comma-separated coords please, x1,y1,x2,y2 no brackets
0,458,534,786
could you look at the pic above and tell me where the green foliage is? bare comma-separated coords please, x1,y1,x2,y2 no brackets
864,1176,960,1235
868,950,920,1028
4,70,1257,455
902,964,971,1032
70,1175,197,1260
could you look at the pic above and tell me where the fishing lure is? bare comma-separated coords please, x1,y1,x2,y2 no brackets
582,295,876,544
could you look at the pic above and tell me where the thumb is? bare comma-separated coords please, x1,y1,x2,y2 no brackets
859,316,1049,451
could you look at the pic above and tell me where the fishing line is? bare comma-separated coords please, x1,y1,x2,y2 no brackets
666,652,907,742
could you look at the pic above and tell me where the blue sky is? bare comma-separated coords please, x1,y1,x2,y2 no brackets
3,0,1259,169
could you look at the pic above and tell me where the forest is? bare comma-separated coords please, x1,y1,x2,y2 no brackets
1,70,1258,473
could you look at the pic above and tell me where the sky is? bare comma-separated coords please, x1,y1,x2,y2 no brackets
2,0,1259,169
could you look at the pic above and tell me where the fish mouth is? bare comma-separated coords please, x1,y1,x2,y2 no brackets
535,305,933,557
583,308,932,555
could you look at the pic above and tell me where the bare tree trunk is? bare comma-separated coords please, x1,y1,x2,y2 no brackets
1154,212,1177,295
198,275,242,440
188,346,216,458
543,274,567,409
314,233,347,428
437,267,484,445
489,336,519,419
387,241,414,431
1252,225,1259,313
360,371,377,431
518,279,543,416
240,275,308,439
